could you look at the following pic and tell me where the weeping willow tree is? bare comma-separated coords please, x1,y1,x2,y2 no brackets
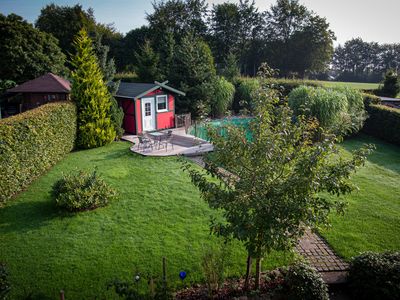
70,28,115,149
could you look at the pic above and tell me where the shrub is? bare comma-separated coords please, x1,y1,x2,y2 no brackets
210,76,235,118
233,77,261,113
0,263,10,300
363,104,400,145
334,87,367,133
380,69,400,97
200,243,231,295
0,102,76,205
348,252,400,300
52,169,116,212
288,86,349,133
362,93,381,106
282,262,329,300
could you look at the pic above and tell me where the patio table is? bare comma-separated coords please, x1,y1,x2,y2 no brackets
148,132,167,149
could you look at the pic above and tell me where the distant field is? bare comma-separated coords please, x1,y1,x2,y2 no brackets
317,80,380,90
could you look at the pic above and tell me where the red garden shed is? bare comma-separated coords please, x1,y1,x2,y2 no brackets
115,81,185,134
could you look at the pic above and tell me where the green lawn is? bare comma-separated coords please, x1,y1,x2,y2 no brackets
320,134,400,259
0,142,292,299
317,80,380,90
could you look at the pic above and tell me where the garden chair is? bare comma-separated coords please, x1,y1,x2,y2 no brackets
137,135,153,152
160,130,174,151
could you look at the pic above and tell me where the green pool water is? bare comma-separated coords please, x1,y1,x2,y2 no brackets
189,117,253,140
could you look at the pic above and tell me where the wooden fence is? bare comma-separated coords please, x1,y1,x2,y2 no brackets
175,113,191,132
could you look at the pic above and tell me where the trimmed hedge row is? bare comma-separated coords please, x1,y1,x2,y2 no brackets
363,104,400,145
0,102,76,204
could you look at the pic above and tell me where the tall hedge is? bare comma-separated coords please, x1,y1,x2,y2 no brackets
0,102,76,204
363,104,400,145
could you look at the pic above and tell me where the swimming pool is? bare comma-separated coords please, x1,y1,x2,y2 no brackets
189,117,253,141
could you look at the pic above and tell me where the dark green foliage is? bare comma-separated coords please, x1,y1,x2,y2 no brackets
171,34,216,117
35,4,96,55
210,76,235,118
220,53,241,82
264,0,335,77
333,38,400,83
70,29,116,149
0,102,76,204
52,169,116,212
147,0,208,43
282,263,329,300
116,26,151,71
288,86,366,135
93,34,124,139
232,77,261,113
0,14,66,83
363,104,400,145
210,0,264,72
362,93,381,106
0,263,10,300
380,69,400,97
134,40,162,82
183,75,372,288
348,252,400,300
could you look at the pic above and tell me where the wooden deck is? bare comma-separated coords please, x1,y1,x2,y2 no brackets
122,128,213,157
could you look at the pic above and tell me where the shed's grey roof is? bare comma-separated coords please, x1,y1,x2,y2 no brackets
116,81,185,99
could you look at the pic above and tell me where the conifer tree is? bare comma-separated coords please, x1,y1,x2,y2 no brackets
70,28,116,149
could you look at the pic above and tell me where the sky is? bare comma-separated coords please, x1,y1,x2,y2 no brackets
0,0,399,45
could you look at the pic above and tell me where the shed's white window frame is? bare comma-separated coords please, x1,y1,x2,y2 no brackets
156,95,168,112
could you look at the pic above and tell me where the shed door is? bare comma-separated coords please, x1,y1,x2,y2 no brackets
121,100,136,134
141,97,155,131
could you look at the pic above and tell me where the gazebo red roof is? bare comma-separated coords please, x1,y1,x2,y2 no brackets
8,73,71,93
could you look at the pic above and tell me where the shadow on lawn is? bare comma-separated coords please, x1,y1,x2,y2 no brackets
0,198,59,234
342,134,400,175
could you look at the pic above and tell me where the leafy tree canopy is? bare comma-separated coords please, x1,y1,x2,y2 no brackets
35,4,120,57
183,72,372,289
0,13,66,83
264,0,335,76
170,34,216,117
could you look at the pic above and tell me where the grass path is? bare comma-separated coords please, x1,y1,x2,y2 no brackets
317,80,379,90
0,142,292,299
320,134,400,259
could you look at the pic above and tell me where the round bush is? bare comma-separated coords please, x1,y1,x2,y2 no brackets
282,262,329,300
348,251,400,300
52,169,116,212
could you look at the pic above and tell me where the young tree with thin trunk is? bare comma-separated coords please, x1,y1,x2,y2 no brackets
183,74,372,290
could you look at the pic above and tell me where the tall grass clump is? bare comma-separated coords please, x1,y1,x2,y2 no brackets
288,86,366,135
233,77,261,114
210,76,235,118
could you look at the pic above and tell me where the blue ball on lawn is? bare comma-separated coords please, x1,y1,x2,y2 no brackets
179,271,187,280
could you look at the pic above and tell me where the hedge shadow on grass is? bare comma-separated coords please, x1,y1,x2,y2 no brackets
342,134,400,175
0,199,58,234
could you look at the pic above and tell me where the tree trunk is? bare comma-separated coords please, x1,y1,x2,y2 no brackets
244,254,252,291
255,257,262,290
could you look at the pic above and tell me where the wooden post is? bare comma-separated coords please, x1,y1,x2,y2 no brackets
162,257,167,284
60,290,65,300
